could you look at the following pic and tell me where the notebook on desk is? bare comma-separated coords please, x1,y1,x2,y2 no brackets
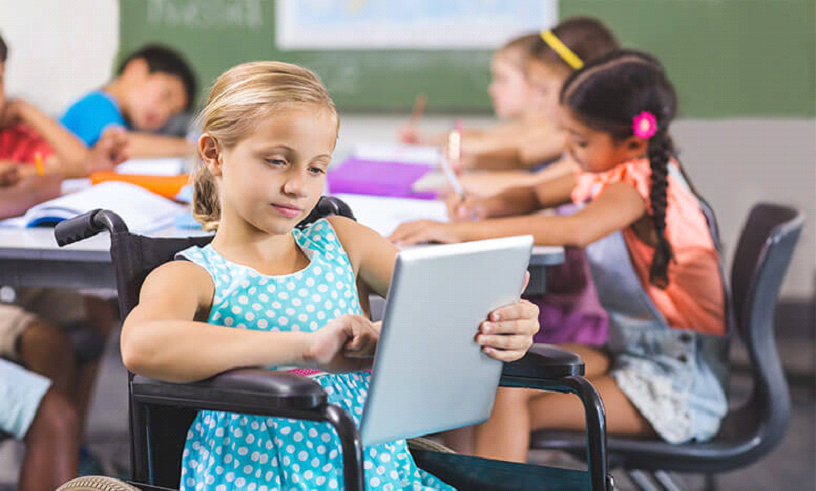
0,181,184,233
327,157,438,200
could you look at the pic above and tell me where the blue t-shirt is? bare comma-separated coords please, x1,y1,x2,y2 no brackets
60,90,128,146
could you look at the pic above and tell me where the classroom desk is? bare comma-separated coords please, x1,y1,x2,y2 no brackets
0,226,563,294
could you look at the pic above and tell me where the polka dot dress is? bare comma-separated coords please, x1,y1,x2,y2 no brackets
176,219,455,491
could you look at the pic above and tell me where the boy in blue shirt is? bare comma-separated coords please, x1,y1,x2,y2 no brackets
61,44,197,158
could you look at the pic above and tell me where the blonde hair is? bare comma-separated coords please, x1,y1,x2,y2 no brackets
192,61,338,230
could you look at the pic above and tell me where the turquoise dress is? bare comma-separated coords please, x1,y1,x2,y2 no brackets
177,219,454,491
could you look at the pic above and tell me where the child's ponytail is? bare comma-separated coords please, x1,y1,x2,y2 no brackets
192,164,220,232
647,130,675,288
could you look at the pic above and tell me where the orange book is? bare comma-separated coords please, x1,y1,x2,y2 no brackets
90,172,190,200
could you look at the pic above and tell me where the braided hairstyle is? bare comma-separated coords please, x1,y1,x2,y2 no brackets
560,50,679,288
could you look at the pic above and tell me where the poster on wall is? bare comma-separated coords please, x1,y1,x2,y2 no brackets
276,0,557,50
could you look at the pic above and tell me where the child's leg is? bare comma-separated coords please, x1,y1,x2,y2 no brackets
17,319,76,395
69,295,117,437
560,343,610,379
19,388,79,491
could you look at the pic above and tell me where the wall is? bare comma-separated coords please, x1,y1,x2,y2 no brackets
0,0,119,116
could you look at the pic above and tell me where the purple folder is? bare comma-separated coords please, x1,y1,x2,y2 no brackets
327,157,437,200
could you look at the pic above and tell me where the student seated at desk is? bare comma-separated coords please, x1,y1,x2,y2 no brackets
1,358,80,490
121,61,540,490
391,51,729,459
60,44,197,159
0,35,127,178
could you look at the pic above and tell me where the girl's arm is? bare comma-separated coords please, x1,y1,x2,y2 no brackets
392,181,646,248
0,174,62,219
448,171,576,222
121,260,376,383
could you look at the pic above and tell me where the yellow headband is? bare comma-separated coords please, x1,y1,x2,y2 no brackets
540,30,584,70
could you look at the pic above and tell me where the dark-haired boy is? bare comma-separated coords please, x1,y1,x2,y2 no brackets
61,44,198,158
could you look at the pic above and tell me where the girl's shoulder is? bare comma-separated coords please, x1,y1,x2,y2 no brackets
572,158,659,205
294,217,354,263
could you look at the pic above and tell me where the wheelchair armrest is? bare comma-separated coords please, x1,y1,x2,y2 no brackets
500,343,585,385
131,368,328,416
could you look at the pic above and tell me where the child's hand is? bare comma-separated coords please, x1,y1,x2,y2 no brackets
477,272,540,362
388,220,463,246
446,194,489,222
398,125,420,144
0,162,20,187
305,315,379,372
0,98,25,129
86,126,129,174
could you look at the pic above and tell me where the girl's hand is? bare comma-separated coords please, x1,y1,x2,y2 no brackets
0,162,20,187
445,194,490,222
388,220,463,246
305,315,379,372
398,125,420,144
477,272,540,362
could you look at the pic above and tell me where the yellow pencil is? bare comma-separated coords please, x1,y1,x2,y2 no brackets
35,152,44,176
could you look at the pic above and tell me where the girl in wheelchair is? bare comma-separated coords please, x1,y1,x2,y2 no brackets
120,61,541,490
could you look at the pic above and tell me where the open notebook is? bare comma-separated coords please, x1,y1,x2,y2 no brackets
0,181,185,233
332,193,448,237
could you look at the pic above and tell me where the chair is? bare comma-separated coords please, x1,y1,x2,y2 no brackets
529,203,805,491
55,196,614,491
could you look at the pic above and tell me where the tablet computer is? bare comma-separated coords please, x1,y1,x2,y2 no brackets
360,235,533,446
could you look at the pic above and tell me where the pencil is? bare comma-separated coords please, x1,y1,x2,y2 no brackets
410,93,427,126
35,152,44,176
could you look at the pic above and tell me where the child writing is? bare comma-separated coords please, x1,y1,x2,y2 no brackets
121,61,541,490
60,44,197,158
390,50,728,460
423,17,620,196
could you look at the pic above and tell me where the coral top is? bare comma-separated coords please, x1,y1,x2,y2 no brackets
572,159,725,335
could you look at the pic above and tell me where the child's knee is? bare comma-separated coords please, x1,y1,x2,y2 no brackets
494,386,537,408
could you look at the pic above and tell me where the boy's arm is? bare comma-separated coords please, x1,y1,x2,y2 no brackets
8,99,90,171
0,174,62,219
124,132,196,158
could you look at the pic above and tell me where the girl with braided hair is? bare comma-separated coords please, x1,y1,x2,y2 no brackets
390,50,728,457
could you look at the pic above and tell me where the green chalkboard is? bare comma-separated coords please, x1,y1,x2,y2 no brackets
119,0,815,117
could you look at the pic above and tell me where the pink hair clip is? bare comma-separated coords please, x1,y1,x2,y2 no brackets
632,111,658,139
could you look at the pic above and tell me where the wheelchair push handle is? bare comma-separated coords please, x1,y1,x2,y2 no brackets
54,209,129,246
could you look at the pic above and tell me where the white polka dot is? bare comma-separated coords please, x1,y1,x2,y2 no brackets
224,317,234,326
329,449,338,459
286,445,295,453
298,450,309,461
225,472,235,482
272,301,282,309
364,461,374,470
308,428,318,438
280,427,291,435
390,470,399,479
205,475,215,485
246,312,255,321
238,296,249,305
334,309,342,317
224,454,233,464
311,457,320,467
265,471,274,481
238,447,248,456
267,284,276,293
278,317,289,326
304,469,314,480
186,478,195,487
306,304,316,312
234,428,243,438
317,445,326,455
258,293,269,302
312,294,321,302
316,476,326,486
306,278,316,287
216,485,227,491
283,456,290,465
370,477,381,487
278,292,289,300
293,432,303,442
258,319,268,328
329,478,338,489
235,477,246,487
377,465,385,474
216,466,224,475
292,298,302,306
318,284,329,293
246,434,255,444
286,282,296,291
380,453,391,463
285,307,295,315
244,464,253,474
231,306,242,315
310,321,318,329
321,432,331,443
317,312,326,320
248,484,257,491
298,313,308,322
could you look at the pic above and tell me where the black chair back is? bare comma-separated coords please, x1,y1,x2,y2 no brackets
722,203,804,459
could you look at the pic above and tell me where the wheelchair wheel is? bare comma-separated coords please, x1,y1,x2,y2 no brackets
57,476,141,491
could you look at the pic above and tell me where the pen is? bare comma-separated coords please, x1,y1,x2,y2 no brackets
35,152,44,176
